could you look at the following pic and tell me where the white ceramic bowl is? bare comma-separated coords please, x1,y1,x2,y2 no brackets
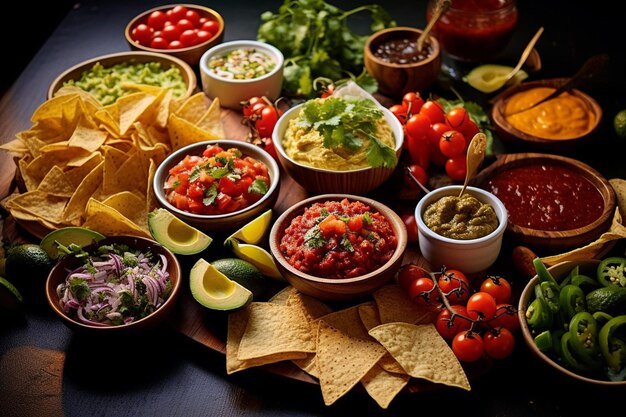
199,40,284,110
272,103,404,195
415,185,508,274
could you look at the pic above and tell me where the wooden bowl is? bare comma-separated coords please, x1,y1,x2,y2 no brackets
46,235,182,334
472,153,615,252
272,103,404,195
124,4,224,67
268,194,408,301
48,51,197,102
491,78,602,152
518,259,626,386
364,26,441,98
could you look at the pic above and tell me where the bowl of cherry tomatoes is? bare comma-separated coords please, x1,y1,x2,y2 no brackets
125,4,224,67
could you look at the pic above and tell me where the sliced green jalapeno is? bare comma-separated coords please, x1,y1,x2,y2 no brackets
571,274,600,291
534,330,553,353
559,284,586,322
569,312,601,367
561,332,597,372
597,257,626,288
598,315,626,373
526,297,553,333
560,265,579,289
593,311,614,325
533,257,559,286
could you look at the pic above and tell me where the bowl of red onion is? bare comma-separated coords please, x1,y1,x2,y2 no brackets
45,235,182,333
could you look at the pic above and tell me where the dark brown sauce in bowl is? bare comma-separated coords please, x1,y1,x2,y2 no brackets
373,37,434,64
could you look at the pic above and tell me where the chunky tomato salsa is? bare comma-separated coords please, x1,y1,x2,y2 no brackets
486,163,604,231
164,144,270,215
279,199,397,279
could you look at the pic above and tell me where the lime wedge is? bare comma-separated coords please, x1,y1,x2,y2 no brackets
40,226,106,259
226,209,273,245
463,64,529,93
225,237,284,281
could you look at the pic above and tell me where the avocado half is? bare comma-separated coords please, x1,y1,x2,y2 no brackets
148,208,212,255
189,259,253,311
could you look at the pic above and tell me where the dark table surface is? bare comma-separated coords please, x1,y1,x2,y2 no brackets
2,1,626,416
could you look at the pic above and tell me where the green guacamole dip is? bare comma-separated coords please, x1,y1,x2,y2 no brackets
64,61,187,105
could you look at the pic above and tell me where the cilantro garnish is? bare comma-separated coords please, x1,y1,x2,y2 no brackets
304,225,325,248
248,179,268,195
203,183,218,206
340,235,354,252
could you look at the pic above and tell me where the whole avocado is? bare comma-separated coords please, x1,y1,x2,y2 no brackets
5,244,53,305
586,285,626,316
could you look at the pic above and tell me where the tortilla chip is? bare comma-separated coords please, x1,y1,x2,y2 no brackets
146,159,158,214
18,158,37,192
268,286,297,304
237,302,316,361
82,198,150,237
4,190,67,224
361,364,410,409
63,161,104,225
369,323,470,391
31,94,76,122
358,302,381,331
317,321,386,406
37,166,75,198
610,178,626,217
373,285,434,325
196,97,225,138
319,304,371,340
286,292,333,322
64,153,102,188
68,119,108,152
292,353,319,378
117,93,157,136
168,113,221,151
378,353,407,374
175,92,210,125
101,191,148,231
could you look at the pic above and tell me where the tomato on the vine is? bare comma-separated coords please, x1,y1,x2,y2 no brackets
437,269,470,304
397,263,430,291
408,277,438,306
427,122,451,166
257,106,283,138
435,304,471,340
445,154,467,181
403,163,428,191
419,100,446,124
445,107,470,130
405,114,431,141
261,137,277,160
402,92,425,115
439,130,466,158
489,304,520,332
401,213,418,243
389,104,408,124
320,84,335,98
483,327,515,359
452,331,484,362
466,292,497,321
479,276,512,304
242,96,267,117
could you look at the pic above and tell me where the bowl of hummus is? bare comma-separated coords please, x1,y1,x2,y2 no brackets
415,185,508,274
272,92,404,195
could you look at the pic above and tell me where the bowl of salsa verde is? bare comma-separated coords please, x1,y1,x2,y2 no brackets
472,153,616,252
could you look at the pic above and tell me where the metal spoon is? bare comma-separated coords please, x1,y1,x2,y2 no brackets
416,0,451,53
458,133,487,198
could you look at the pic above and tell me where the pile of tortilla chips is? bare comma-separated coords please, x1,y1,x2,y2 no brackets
0,85,225,237
227,284,470,409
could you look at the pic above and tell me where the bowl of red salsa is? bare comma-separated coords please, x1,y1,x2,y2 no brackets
472,153,616,252
153,140,280,233
269,194,407,301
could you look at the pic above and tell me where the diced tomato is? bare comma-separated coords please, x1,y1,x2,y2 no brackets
173,173,189,194
216,193,241,213
347,216,363,232
202,144,223,157
187,182,205,198
319,215,347,237
187,197,204,213
171,193,188,210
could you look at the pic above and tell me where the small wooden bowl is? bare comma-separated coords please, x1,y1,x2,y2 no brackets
364,26,441,98
268,194,407,301
124,4,224,67
518,259,626,386
46,235,182,334
491,78,602,152
472,153,615,252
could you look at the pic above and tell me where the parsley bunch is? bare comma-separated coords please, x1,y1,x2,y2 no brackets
257,0,396,98
297,97,397,168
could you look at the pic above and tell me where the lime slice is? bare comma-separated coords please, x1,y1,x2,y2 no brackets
614,109,626,139
0,276,24,311
463,64,529,93
226,209,273,245
40,227,106,259
225,237,284,281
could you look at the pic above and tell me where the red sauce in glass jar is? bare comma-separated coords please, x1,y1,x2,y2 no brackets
427,0,518,62
485,164,604,232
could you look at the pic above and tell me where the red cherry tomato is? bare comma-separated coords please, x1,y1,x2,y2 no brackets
196,30,213,44
184,9,201,26
489,304,520,332
389,104,408,125
435,305,471,340
256,106,283,138
261,137,277,160
437,269,470,304
401,213,418,243
242,96,266,117
419,100,446,124
202,20,220,35
397,263,430,291
403,163,428,191
162,25,181,42
479,276,512,304
445,154,467,181
179,29,198,47
169,5,188,22
402,92,425,115
408,277,438,306
320,84,334,98
445,107,470,130
175,18,195,33
150,36,168,49
466,292,497,321
147,11,167,30
439,130,466,158
132,23,154,45
168,39,183,49
452,331,484,362
483,328,515,359
458,118,480,147
427,122,451,166
405,113,431,142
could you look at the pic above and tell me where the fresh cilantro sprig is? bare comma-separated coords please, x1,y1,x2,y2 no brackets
297,97,397,168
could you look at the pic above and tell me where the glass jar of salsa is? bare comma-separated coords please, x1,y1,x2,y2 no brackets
426,0,518,62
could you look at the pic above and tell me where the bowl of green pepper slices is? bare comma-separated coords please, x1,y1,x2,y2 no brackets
518,257,626,385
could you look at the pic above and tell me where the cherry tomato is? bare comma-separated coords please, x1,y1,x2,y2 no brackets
483,328,515,359
437,269,470,304
427,122,450,166
405,113,431,142
147,11,167,30
320,84,334,98
466,292,497,321
397,263,430,291
202,20,220,35
184,9,201,26
405,133,430,170
435,305,471,340
419,100,446,124
403,163,428,191
169,5,188,22
179,29,198,47
196,30,213,44
242,96,266,116
132,24,154,45
175,18,195,33
489,304,520,332
401,213,418,243
162,25,181,42
256,106,283,138
445,154,467,181
479,276,512,304
408,277,438,306
150,36,168,49
452,331,484,362
389,104,408,125
402,92,425,115
439,130,466,158
261,137,277,160
445,107,470,130
458,118,480,147
168,39,183,49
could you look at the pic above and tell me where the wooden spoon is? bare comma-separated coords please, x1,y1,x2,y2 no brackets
416,0,451,53
503,27,544,83
458,133,487,198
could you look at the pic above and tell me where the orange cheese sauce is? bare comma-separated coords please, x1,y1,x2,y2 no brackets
504,87,595,140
